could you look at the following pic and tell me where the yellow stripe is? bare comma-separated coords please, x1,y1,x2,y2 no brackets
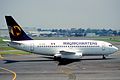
0,67,17,80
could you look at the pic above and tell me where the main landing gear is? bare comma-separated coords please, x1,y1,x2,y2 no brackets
102,55,106,59
54,56,61,61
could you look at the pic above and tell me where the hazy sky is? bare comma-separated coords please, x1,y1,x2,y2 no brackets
0,0,120,30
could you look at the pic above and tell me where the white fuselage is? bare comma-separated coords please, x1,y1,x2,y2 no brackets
4,16,118,59
8,40,118,59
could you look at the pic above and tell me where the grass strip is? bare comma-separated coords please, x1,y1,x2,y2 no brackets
0,50,31,55
0,47,15,50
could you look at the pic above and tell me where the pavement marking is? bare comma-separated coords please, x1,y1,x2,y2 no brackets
58,66,76,80
0,67,17,80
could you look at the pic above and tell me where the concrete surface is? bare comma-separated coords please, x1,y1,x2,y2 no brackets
0,44,120,80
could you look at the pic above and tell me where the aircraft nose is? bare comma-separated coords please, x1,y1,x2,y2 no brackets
113,46,118,52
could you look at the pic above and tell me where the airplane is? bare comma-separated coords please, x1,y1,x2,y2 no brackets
4,16,118,60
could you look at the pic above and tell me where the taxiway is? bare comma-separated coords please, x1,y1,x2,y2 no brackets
0,45,120,80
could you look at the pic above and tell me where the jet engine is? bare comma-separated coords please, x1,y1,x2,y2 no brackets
54,52,82,59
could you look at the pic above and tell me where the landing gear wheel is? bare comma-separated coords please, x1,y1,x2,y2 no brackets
54,56,61,61
103,55,106,59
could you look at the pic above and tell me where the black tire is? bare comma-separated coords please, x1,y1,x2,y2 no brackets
54,56,61,61
103,55,106,59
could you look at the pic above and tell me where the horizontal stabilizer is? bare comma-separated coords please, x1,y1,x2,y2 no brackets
2,39,11,42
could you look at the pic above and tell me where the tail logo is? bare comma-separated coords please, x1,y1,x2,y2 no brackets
10,26,21,36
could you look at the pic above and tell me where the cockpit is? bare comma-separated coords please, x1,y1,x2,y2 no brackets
108,43,118,53
109,45,113,47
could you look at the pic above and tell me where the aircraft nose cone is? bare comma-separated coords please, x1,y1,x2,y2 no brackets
113,46,118,52
115,47,118,51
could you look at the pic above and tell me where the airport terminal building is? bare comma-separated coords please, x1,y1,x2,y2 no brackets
0,28,9,38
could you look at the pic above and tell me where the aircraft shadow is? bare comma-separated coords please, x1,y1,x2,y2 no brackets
3,57,115,65
3,59,79,65
41,56,81,65
3,59,54,64
57,58,115,65
41,56,115,65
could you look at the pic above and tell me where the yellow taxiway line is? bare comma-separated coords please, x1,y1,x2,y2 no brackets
0,67,17,80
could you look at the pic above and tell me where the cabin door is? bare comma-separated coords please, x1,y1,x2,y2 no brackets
102,44,105,51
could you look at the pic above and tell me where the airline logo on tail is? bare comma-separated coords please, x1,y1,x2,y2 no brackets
10,26,21,36
5,16,32,41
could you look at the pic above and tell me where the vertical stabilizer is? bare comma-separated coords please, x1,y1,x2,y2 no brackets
5,16,32,41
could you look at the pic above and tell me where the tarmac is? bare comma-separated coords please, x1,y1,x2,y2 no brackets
0,44,120,80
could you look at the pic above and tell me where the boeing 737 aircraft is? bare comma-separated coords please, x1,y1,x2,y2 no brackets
4,16,118,60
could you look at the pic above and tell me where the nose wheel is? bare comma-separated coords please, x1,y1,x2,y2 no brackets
102,55,106,59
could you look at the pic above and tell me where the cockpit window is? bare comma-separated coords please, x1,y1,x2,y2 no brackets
109,45,112,47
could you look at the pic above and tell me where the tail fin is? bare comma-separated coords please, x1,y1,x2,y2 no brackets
5,16,32,41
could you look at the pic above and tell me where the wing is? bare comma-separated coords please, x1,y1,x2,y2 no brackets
60,50,75,55
54,50,83,59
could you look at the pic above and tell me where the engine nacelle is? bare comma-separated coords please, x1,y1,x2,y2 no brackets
54,52,82,59
54,54,62,60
